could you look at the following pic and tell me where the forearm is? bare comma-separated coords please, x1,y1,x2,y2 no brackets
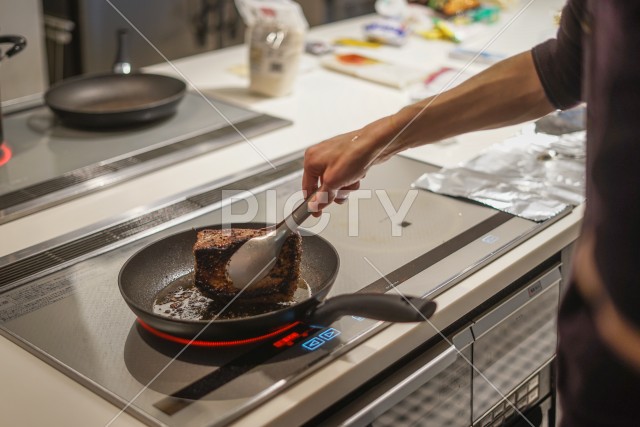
303,50,557,209
362,51,555,159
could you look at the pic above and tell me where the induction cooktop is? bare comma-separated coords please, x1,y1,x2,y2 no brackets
0,92,290,224
0,154,569,426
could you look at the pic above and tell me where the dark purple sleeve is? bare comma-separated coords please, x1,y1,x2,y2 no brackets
531,0,584,110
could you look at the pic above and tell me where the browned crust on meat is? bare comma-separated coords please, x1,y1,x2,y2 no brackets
193,228,301,302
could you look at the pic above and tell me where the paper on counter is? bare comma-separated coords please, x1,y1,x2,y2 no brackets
320,53,427,89
408,66,475,101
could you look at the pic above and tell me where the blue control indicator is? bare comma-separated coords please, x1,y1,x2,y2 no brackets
302,337,325,351
319,328,341,341
482,234,499,244
301,328,342,351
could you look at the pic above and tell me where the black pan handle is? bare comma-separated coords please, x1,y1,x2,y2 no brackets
0,35,27,61
113,29,131,74
307,294,437,328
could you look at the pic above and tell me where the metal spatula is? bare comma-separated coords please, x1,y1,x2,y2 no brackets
227,196,314,290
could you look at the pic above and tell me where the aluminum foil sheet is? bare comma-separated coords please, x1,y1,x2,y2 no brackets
413,128,586,222
534,104,586,135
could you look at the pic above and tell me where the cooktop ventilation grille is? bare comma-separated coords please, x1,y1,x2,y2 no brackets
0,115,290,221
0,158,303,290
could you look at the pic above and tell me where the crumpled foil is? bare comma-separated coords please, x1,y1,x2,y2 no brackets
534,105,586,135
413,128,586,222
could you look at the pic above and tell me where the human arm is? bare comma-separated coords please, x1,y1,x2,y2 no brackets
303,50,555,212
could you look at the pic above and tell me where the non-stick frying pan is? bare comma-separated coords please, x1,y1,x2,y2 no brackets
118,223,436,341
44,29,186,129
45,73,186,129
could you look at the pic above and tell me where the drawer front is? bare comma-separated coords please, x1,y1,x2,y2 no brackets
472,269,561,422
373,344,472,427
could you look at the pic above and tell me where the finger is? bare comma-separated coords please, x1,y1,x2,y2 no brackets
302,146,324,199
340,181,361,191
301,170,320,200
334,192,349,204
334,181,361,204
308,187,336,217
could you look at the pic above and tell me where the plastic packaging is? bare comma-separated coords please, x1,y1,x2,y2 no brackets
375,0,409,19
448,47,505,64
428,0,480,16
236,0,308,97
364,19,409,46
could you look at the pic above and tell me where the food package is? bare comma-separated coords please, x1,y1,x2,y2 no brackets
364,19,409,46
236,0,308,97
428,0,480,16
375,0,410,19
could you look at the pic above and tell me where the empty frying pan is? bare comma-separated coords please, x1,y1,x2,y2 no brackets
45,29,186,129
45,73,186,129
118,223,436,341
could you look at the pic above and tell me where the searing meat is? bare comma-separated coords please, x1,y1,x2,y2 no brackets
193,228,301,302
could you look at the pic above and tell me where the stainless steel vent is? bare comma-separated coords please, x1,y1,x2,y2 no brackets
0,114,290,224
0,158,303,290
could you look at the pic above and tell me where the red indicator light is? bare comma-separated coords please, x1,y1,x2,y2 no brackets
273,332,300,348
0,143,12,167
137,319,300,348
273,329,312,348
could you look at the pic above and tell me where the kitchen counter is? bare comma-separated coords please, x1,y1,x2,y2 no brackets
0,1,579,426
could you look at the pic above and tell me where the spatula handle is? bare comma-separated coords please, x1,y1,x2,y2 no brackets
274,193,315,242
292,194,315,225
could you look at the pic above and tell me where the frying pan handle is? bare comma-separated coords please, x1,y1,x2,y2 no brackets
0,35,27,61
113,29,132,74
307,294,437,327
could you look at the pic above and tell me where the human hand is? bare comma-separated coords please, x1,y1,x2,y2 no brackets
302,112,405,215
303,128,388,216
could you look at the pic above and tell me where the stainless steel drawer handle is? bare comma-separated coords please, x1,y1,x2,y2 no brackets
342,345,459,427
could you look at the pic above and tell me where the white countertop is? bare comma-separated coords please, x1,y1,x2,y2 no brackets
0,1,579,426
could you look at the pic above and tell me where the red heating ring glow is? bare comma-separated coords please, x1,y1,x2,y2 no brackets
0,143,12,167
137,318,301,348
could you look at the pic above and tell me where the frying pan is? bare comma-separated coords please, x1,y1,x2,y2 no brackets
45,73,186,129
44,30,186,129
118,223,437,341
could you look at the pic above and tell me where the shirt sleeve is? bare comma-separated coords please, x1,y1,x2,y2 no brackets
531,0,584,110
